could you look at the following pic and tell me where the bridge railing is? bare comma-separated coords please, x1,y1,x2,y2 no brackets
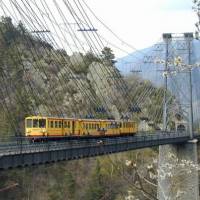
0,131,191,156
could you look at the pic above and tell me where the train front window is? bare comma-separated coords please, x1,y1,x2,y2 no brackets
39,119,46,128
26,119,32,128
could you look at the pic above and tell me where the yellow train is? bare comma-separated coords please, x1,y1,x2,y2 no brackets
25,116,138,141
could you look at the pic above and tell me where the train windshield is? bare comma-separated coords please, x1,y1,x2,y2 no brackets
26,119,32,128
32,119,46,128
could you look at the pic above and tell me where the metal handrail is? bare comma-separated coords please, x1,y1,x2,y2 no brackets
0,131,192,157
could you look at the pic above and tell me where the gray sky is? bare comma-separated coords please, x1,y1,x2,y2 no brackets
0,0,196,58
86,0,196,57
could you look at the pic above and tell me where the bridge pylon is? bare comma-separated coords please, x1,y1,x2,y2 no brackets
158,33,199,200
158,140,199,200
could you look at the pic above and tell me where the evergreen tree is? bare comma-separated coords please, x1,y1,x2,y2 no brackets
101,47,116,66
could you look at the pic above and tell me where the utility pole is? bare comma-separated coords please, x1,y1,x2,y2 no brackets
184,32,194,139
162,33,171,131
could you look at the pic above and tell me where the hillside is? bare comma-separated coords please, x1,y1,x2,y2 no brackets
0,16,171,136
0,17,172,200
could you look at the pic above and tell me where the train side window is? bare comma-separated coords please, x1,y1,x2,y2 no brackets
59,121,62,128
50,121,54,128
39,119,46,128
26,119,32,128
55,121,58,128
64,121,67,128
49,121,53,128
33,119,39,128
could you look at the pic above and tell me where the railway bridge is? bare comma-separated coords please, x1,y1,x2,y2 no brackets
0,131,192,169
0,130,199,200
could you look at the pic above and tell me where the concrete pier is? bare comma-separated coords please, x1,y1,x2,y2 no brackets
158,140,199,200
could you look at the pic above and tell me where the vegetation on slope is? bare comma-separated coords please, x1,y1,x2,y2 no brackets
0,17,176,200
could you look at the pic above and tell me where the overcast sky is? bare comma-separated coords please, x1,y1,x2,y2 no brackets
0,0,197,58
86,0,196,57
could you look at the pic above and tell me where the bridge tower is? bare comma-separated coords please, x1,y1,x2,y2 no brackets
157,33,199,200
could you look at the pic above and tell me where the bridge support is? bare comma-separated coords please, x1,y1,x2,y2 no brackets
158,140,199,200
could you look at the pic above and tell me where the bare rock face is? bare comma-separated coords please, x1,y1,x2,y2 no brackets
87,62,127,119
70,52,86,73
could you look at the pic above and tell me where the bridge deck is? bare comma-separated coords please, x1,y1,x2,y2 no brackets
0,131,194,169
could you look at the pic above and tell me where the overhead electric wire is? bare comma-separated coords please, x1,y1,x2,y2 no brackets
12,0,112,116
64,0,141,117
81,0,148,56
55,0,126,116
0,0,170,127
11,0,101,117
1,1,52,117
6,0,63,117
72,0,165,121
28,0,101,116
36,0,112,116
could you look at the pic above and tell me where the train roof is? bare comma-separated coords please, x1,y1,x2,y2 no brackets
25,116,135,122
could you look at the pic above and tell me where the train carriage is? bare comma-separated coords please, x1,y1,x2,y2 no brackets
25,116,138,141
